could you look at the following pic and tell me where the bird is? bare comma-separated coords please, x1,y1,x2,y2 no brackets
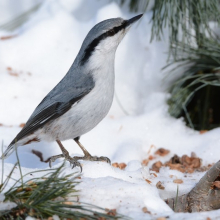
0,14,143,170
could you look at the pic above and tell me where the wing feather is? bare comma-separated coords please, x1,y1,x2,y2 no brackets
1,69,95,159
9,91,89,146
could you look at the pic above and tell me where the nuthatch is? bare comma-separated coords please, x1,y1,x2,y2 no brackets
1,14,143,170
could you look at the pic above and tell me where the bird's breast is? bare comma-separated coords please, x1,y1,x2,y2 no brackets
84,61,115,120
84,50,115,117
42,61,115,141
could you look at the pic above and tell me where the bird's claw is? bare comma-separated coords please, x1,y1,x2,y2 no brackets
47,154,109,172
68,158,82,172
47,154,64,168
73,155,111,165
49,160,52,168
99,156,111,164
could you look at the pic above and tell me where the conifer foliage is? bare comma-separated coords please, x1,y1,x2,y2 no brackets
121,0,220,130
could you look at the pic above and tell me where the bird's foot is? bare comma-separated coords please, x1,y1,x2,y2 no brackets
46,154,64,168
73,138,111,165
73,154,111,164
47,153,82,171
67,157,82,171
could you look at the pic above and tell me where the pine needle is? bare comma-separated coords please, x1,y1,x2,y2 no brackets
0,161,125,219
174,185,179,212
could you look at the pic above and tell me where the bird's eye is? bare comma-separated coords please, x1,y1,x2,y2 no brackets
108,29,115,36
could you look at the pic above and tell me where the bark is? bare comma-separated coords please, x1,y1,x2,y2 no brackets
165,160,220,212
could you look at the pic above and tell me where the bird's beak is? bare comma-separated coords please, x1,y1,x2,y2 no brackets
126,14,143,27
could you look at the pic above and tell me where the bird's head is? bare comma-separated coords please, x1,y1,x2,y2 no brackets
78,14,143,66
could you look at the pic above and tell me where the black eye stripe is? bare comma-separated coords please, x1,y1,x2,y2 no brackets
80,21,127,65
108,29,115,36
108,21,126,36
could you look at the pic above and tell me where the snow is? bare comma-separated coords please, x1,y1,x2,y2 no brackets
0,0,220,219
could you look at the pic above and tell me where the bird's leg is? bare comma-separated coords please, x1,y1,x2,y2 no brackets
74,137,92,157
73,137,111,164
56,140,82,170
47,140,82,171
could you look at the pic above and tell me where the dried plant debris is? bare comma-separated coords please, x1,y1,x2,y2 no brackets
7,67,19,77
0,35,17,40
165,154,201,173
147,145,156,154
145,179,152,184
19,123,25,128
145,148,207,173
6,67,32,77
200,130,208,134
151,173,157,177
211,181,220,189
142,207,151,214
0,123,13,127
156,181,165,190
142,155,155,166
105,209,117,216
173,179,183,184
0,123,24,128
211,174,220,190
142,147,169,166
151,161,163,173
112,162,127,170
155,148,170,156
151,153,205,173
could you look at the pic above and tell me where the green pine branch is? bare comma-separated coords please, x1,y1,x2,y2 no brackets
166,36,220,130
0,160,125,219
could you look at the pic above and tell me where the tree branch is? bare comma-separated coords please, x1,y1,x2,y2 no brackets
165,160,220,212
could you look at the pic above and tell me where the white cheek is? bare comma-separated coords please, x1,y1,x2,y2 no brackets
86,30,127,69
96,31,125,52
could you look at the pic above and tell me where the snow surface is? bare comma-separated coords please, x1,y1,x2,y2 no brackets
1,0,220,219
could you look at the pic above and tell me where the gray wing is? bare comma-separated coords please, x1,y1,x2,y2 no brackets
9,72,94,146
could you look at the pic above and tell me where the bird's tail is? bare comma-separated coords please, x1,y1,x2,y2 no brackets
1,134,40,160
0,143,16,159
